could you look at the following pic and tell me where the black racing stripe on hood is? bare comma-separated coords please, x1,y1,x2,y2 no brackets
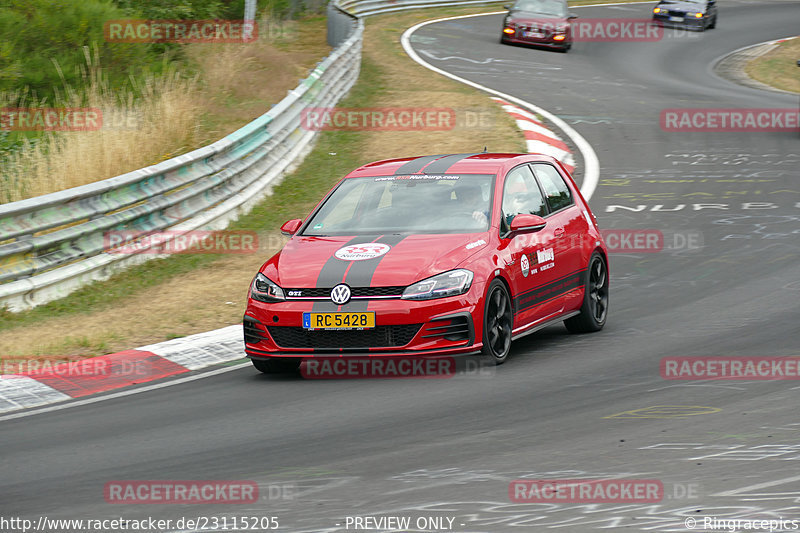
341,234,407,312
311,236,365,312
394,154,447,175
421,153,481,174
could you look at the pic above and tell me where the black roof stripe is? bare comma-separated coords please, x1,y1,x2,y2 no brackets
421,152,482,174
394,154,447,175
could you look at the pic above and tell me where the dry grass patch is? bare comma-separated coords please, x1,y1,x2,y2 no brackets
745,37,800,94
0,60,203,203
0,17,330,203
190,16,331,143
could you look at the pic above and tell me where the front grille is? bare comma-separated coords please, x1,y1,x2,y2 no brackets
244,318,265,344
353,286,406,297
421,315,472,342
518,24,550,35
267,324,422,349
285,286,405,299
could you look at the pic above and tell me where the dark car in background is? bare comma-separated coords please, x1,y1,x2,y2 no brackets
652,0,717,31
501,0,576,52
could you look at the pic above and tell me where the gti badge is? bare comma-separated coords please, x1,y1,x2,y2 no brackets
330,284,351,305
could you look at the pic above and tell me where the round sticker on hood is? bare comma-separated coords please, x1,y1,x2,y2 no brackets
335,243,391,261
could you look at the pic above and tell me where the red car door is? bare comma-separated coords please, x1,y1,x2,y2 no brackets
498,164,563,330
531,162,591,313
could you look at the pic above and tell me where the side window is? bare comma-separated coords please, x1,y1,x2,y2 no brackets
501,165,548,228
532,163,573,212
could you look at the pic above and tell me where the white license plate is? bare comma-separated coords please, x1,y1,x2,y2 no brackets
523,31,544,38
669,16,684,22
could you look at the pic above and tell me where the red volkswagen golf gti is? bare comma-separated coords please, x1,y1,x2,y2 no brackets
244,153,608,373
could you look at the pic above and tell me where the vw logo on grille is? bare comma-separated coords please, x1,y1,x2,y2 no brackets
330,284,351,305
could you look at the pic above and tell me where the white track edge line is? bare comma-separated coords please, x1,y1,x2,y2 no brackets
0,363,250,422
400,7,612,201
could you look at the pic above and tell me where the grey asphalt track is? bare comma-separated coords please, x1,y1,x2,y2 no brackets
3,1,800,531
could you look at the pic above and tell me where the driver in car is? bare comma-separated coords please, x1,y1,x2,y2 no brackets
456,184,489,226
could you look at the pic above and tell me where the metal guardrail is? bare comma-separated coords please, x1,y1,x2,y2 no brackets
339,0,502,17
0,0,503,312
0,17,362,312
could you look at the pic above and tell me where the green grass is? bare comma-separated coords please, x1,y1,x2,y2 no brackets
0,56,385,331
745,38,800,94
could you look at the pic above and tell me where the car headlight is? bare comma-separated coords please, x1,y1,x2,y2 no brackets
401,269,474,301
653,7,663,13
691,12,704,18
251,272,285,302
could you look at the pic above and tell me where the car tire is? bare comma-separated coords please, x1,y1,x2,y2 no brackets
708,15,716,29
564,252,609,333
252,358,300,374
481,279,513,365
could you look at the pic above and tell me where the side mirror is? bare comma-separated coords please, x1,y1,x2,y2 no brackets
503,4,511,9
509,214,547,234
567,13,578,20
280,218,303,235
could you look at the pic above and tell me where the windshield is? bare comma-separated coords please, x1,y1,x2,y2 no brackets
302,174,495,235
512,0,568,16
